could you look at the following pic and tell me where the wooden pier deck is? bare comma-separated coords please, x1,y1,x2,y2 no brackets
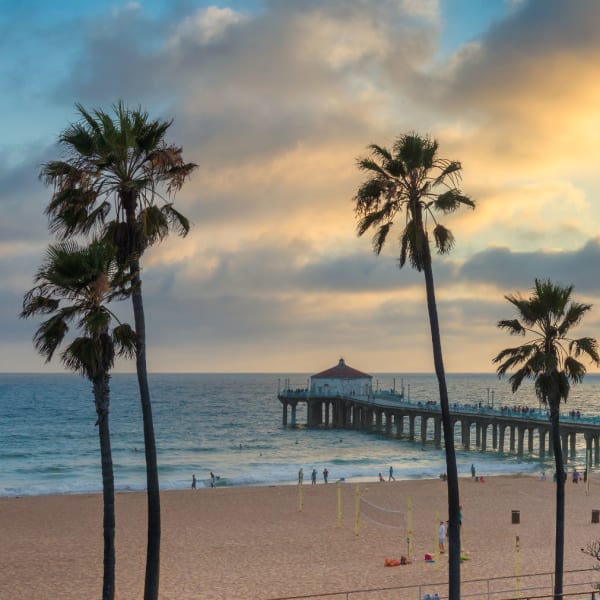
277,389,600,464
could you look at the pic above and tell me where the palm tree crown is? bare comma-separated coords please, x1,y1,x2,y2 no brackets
494,278,599,404
354,133,474,269
21,240,136,374
41,101,197,262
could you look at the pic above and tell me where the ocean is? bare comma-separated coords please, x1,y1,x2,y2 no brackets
2,372,600,498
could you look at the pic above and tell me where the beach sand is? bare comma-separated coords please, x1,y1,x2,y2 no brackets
2,475,600,599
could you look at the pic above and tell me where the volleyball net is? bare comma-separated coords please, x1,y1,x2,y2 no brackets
358,494,406,531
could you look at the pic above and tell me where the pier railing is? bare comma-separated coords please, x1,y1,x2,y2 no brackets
278,388,600,425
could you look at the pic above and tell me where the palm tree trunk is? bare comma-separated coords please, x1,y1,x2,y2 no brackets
93,374,115,600
549,399,564,600
130,262,161,600
423,256,461,600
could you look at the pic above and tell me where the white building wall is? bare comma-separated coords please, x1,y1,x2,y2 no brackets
310,377,372,396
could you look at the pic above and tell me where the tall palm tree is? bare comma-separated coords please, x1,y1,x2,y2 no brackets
493,278,599,600
353,133,474,600
40,101,197,599
21,240,136,600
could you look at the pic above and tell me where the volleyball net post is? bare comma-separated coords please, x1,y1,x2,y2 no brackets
514,535,521,599
408,496,413,558
337,481,342,528
354,485,360,536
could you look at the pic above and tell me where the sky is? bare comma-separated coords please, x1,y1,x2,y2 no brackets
3,0,600,375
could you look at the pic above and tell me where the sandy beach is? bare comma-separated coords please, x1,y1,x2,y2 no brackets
2,475,600,599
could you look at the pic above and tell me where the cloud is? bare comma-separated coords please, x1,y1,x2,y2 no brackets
167,6,248,49
460,238,600,295
426,0,600,181
5,1,600,373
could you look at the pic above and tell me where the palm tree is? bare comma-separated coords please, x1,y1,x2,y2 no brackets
40,102,197,599
353,133,474,600
493,278,599,600
21,240,136,600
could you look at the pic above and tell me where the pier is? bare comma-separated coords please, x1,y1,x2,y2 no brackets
277,388,600,464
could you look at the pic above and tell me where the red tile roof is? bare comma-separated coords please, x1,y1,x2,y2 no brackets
311,358,372,379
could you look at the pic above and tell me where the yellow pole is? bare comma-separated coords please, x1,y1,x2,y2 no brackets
514,535,521,598
354,485,360,536
298,481,303,512
435,510,440,567
337,482,342,527
407,496,413,558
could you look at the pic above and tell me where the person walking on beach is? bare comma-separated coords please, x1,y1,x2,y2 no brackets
210,471,216,488
191,474,196,489
323,468,329,484
388,466,395,481
471,463,476,478
311,468,317,485
298,467,304,485
438,520,446,553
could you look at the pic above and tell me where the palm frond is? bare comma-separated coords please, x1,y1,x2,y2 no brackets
399,219,427,271
354,179,387,214
20,293,59,319
432,224,455,255
431,160,462,188
161,204,190,237
569,337,600,363
357,157,391,179
140,205,169,245
507,364,534,393
432,190,475,214
496,319,525,335
557,302,592,336
366,144,393,163
112,323,137,358
32,314,69,362
564,356,586,384
62,334,115,379
371,222,392,255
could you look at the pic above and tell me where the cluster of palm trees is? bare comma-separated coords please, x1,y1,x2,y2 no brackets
21,102,196,600
21,104,598,600
353,133,599,600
